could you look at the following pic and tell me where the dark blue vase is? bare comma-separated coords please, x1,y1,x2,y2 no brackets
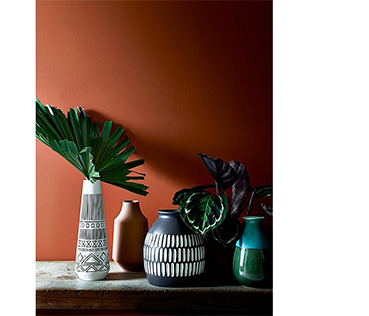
143,209,205,287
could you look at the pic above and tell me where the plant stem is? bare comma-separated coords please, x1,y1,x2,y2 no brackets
246,190,255,216
215,182,222,195
224,190,231,210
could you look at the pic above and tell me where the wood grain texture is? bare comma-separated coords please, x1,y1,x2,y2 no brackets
37,262,272,314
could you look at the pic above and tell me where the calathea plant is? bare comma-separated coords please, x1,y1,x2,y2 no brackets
173,153,272,247
246,185,273,217
36,98,148,195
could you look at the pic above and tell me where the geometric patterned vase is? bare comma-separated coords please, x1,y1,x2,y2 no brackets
75,180,110,280
143,209,205,287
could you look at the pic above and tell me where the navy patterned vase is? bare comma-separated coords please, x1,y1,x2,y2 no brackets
143,209,205,287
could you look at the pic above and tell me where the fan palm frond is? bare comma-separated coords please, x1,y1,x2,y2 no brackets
36,98,148,196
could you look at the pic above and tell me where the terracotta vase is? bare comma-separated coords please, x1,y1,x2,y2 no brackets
75,180,110,281
112,200,148,272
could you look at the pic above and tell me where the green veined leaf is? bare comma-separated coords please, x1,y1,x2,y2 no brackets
179,191,228,234
212,217,243,247
172,184,215,206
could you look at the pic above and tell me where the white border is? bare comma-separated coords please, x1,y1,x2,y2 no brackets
2,0,369,314
1,0,35,314
275,1,369,315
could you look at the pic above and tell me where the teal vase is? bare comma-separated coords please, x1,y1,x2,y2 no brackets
233,216,272,288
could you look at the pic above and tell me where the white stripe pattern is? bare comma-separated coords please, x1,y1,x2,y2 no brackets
143,232,205,278
144,233,203,248
144,245,205,262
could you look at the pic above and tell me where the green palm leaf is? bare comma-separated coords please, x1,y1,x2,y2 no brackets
36,98,148,195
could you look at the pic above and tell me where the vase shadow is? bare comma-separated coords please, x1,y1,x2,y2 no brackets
105,271,146,281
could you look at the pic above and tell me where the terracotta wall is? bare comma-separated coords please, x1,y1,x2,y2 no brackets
36,0,272,260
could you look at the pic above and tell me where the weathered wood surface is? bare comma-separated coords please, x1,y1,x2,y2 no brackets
36,261,272,314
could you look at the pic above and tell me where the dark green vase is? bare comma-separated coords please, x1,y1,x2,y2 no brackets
233,216,272,288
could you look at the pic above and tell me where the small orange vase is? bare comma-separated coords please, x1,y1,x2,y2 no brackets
112,200,148,272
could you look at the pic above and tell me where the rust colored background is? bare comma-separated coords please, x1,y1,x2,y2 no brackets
36,0,272,260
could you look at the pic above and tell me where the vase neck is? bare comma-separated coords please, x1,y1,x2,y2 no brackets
150,209,193,235
236,216,270,249
244,216,264,228
122,200,140,210
242,216,265,235
157,209,180,219
117,200,146,221
82,180,102,195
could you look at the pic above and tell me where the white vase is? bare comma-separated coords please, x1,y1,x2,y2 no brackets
75,180,110,280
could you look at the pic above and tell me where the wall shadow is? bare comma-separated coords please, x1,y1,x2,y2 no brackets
84,109,212,187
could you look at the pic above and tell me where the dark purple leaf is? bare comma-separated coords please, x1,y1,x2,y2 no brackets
254,185,273,198
229,160,250,219
261,203,273,217
198,153,239,190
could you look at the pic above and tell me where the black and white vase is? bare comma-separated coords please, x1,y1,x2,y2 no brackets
75,180,110,280
143,209,205,287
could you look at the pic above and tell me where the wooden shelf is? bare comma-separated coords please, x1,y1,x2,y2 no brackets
36,261,272,315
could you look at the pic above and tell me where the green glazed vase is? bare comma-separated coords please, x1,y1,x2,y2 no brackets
233,216,272,288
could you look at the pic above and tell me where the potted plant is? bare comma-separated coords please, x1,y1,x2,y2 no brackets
36,98,148,280
172,153,272,284
232,184,273,288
